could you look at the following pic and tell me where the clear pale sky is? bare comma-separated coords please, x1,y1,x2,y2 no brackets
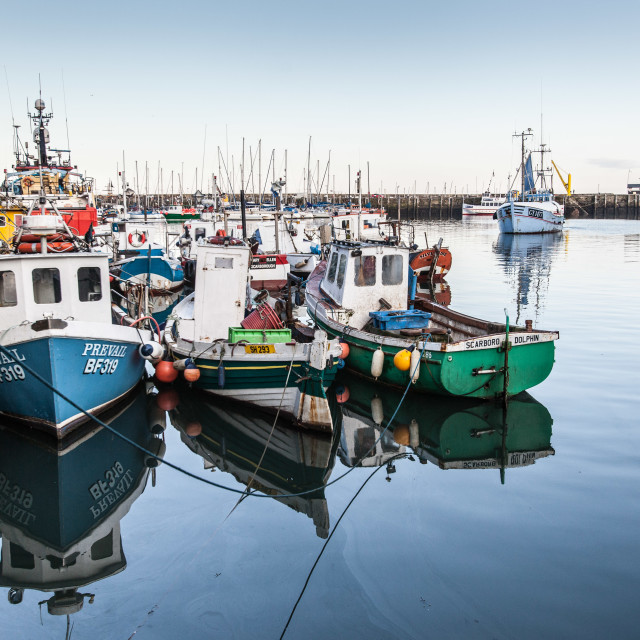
2,0,638,195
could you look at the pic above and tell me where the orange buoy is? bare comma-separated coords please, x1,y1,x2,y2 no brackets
393,424,410,445
155,388,180,411
185,421,202,437
393,349,411,371
339,340,350,359
183,365,201,382
336,384,350,404
154,360,178,383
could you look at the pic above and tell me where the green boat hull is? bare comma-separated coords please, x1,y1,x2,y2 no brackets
315,317,555,399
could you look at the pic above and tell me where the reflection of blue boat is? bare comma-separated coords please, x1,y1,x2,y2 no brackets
334,374,554,481
170,391,340,538
0,385,165,616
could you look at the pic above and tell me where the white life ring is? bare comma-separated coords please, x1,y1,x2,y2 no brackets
128,231,146,247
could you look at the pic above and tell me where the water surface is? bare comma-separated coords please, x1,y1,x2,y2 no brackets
1,218,639,639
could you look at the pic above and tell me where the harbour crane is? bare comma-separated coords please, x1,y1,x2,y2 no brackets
551,160,572,195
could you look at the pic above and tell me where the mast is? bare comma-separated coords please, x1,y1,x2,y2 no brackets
513,128,533,198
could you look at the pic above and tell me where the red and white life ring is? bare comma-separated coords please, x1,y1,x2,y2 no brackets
128,231,146,247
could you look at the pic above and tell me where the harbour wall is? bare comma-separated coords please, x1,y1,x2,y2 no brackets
98,193,640,219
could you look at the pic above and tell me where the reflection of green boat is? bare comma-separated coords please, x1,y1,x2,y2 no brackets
0,385,164,616
170,392,341,538
335,375,554,480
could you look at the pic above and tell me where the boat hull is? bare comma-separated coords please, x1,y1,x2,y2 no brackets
0,334,147,437
496,202,564,234
306,293,557,400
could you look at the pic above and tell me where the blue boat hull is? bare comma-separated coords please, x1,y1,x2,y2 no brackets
0,336,146,437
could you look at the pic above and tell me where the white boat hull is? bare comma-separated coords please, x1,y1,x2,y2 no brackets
496,202,564,234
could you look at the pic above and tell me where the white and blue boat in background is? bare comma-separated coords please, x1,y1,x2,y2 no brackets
108,218,184,325
0,202,159,438
495,134,565,234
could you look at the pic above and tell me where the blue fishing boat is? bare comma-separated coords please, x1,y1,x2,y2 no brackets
0,203,161,437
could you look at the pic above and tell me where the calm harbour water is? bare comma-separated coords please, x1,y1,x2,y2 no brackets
1,218,639,639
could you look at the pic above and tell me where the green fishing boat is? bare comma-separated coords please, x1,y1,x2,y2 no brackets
306,240,558,400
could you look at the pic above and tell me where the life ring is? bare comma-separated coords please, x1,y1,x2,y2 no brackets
23,177,34,188
128,231,146,247
18,242,74,253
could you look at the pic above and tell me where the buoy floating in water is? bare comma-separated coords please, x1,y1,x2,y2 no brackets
336,384,350,404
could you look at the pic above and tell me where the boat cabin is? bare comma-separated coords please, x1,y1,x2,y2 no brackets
0,253,111,327
187,242,251,342
321,241,409,329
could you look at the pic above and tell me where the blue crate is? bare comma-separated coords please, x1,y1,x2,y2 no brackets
369,309,431,330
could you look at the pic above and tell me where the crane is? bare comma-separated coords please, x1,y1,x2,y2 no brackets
551,160,572,195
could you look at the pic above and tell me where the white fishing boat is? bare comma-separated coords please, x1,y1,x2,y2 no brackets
462,192,506,217
495,133,564,234
163,238,343,431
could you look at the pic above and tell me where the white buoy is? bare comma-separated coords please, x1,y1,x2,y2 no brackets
148,404,166,434
371,396,384,425
139,342,164,363
410,418,419,448
410,348,421,383
371,348,384,379
145,437,166,468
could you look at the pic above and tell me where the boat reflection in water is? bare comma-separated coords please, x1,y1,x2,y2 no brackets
169,391,340,538
0,384,165,620
493,232,564,324
335,375,554,482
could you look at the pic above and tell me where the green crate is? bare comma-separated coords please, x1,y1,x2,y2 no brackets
228,327,292,344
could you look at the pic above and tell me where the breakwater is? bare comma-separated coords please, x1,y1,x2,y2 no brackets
97,193,640,219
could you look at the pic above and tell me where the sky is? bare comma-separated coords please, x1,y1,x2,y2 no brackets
1,0,638,196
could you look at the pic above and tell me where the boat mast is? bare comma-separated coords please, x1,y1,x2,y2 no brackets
513,128,532,198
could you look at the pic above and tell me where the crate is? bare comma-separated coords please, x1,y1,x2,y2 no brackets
228,327,292,344
369,309,431,330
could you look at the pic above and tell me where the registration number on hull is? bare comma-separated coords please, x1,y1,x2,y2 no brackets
244,344,275,355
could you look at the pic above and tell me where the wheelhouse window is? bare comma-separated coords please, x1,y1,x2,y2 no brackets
382,255,403,285
354,255,376,287
327,252,339,283
32,268,62,304
0,271,17,307
336,254,347,289
78,267,102,301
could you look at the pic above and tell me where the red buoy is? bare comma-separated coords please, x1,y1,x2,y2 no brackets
339,340,350,359
185,421,202,437
155,360,178,383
